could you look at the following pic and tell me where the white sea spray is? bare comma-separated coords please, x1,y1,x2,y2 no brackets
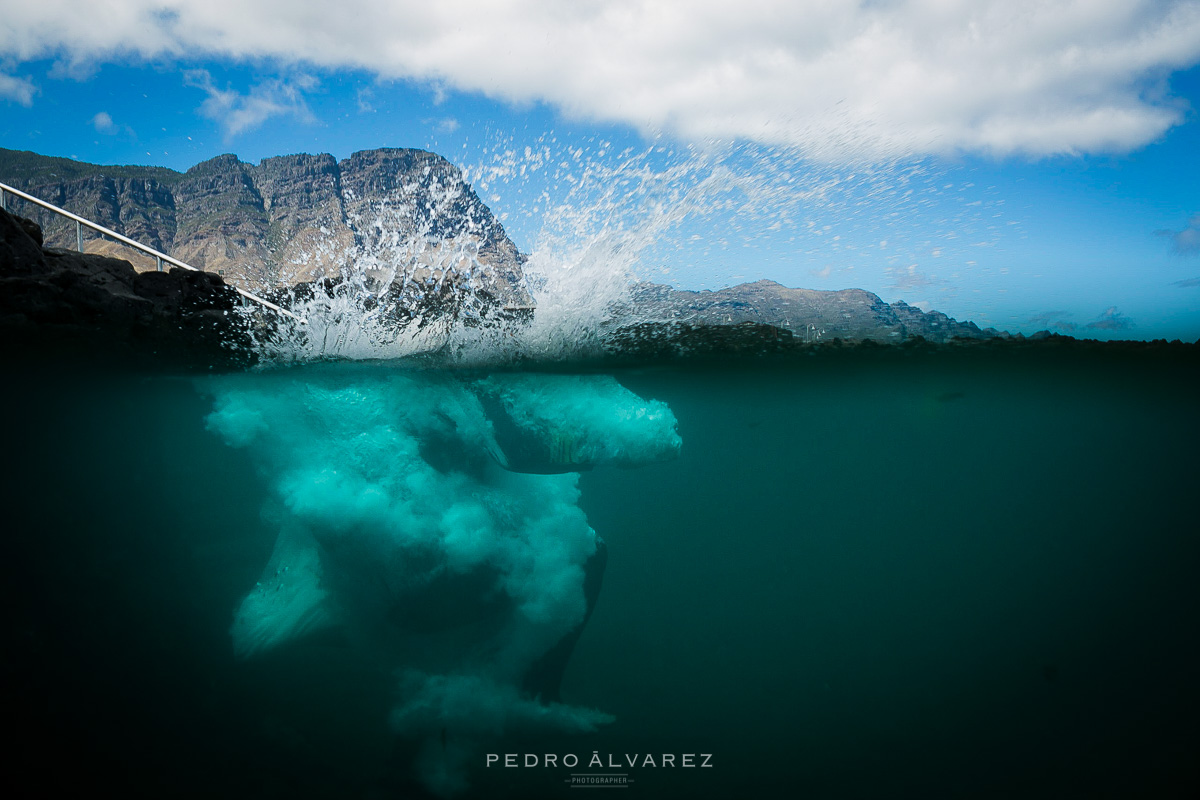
240,137,1001,365
202,363,680,795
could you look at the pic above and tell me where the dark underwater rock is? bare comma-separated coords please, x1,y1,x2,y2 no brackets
0,208,255,369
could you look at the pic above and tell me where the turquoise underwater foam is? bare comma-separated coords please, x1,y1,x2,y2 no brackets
202,365,681,795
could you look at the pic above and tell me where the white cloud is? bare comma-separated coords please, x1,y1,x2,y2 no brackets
90,109,135,137
91,110,116,133
1157,213,1200,255
355,86,375,113
0,71,36,105
3,1,1200,160
183,69,316,138
1029,310,1078,332
1087,306,1135,330
888,263,943,292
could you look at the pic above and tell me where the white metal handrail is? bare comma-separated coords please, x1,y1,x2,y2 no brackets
0,181,306,324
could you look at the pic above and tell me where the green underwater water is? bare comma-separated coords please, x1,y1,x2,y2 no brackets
3,349,1198,798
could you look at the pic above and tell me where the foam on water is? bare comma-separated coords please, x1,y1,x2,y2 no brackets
202,364,680,795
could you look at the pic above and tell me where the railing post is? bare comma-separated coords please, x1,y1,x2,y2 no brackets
156,255,163,272
76,220,83,252
0,187,6,212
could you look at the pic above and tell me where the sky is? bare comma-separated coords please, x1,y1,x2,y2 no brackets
2,0,1199,340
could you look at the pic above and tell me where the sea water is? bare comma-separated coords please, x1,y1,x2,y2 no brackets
3,347,1197,798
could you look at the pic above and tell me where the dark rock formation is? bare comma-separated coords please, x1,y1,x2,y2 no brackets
606,319,806,359
0,208,254,368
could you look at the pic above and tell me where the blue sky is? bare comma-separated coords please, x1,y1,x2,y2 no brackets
2,1,1199,340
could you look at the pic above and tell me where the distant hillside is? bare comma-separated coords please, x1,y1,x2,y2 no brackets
0,147,530,306
624,280,1003,344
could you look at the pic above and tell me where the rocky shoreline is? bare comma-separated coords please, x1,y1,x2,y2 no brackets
0,207,255,369
602,317,1200,365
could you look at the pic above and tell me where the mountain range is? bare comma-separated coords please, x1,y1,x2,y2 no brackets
623,280,1001,344
1,147,1000,344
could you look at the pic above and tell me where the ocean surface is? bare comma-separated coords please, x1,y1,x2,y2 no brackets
3,347,1198,799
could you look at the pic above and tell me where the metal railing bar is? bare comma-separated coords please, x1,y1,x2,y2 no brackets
0,181,307,324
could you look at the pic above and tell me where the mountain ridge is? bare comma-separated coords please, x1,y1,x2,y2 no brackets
0,147,529,306
2,147,1001,344
623,278,1002,344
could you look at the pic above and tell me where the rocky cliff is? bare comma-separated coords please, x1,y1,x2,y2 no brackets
0,147,530,306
